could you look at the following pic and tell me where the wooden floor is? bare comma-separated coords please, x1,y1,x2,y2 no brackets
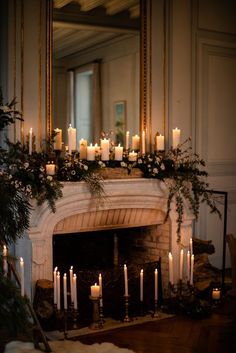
77,295,236,353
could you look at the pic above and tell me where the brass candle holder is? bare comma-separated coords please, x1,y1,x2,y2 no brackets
89,295,103,330
123,295,131,322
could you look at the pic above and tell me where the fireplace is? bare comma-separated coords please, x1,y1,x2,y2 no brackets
19,178,194,298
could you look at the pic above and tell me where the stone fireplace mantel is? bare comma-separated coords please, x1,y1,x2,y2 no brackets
18,178,194,297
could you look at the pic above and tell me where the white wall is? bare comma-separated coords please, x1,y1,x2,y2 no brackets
151,0,236,269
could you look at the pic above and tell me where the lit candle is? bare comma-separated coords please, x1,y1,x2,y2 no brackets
140,269,143,301
100,138,110,161
68,124,76,155
125,131,130,150
20,257,24,297
69,266,73,303
154,268,158,301
142,130,145,154
190,254,194,285
212,288,221,300
187,250,190,282
54,128,62,150
3,245,8,277
124,264,128,296
57,271,61,310
79,138,87,160
172,127,181,148
190,237,193,256
179,249,184,281
46,161,56,176
168,252,174,285
128,150,137,162
132,134,140,150
29,127,33,155
87,143,95,161
63,273,68,310
73,274,77,309
99,273,103,307
53,266,58,306
156,134,164,151
91,283,100,298
114,143,123,161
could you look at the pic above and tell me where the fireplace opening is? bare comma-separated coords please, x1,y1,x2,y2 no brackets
52,225,162,323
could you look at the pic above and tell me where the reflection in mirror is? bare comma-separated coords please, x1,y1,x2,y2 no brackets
52,0,140,149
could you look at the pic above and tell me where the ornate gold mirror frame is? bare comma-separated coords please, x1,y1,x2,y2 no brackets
46,0,151,147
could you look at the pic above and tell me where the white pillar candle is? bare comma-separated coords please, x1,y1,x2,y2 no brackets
179,249,184,281
190,254,194,285
128,150,137,162
29,127,33,155
154,268,158,301
187,250,190,282
99,273,103,307
3,245,8,277
172,127,181,148
46,161,56,176
168,252,174,285
79,138,87,160
212,288,221,300
156,134,164,151
69,266,73,303
91,283,100,298
132,134,140,150
57,271,61,310
100,138,110,161
114,144,123,161
125,131,130,150
20,257,24,297
140,269,143,301
87,143,95,161
73,274,77,310
68,124,76,154
53,266,58,306
63,273,68,310
54,128,62,150
141,130,145,154
124,264,128,296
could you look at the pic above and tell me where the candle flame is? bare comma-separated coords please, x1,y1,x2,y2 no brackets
70,266,73,270
54,266,58,272
20,257,24,262
64,273,67,277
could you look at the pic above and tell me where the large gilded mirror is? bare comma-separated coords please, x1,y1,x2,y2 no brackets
47,0,149,149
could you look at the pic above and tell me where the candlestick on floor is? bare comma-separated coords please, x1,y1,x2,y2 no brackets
64,309,68,340
123,295,131,322
152,299,159,318
99,299,105,324
72,306,78,329
90,296,103,330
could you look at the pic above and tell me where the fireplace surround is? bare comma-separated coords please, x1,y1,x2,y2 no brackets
19,178,194,297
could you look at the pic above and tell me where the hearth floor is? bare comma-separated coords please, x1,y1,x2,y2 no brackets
46,312,173,340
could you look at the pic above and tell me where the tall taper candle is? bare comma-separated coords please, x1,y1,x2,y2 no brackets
53,266,58,306
3,245,8,277
190,237,193,256
124,264,128,296
73,274,77,310
179,249,184,281
57,271,61,310
140,269,143,301
142,130,145,154
154,269,158,301
29,128,33,155
20,257,24,297
54,128,62,150
168,252,174,285
69,266,73,303
63,273,68,310
99,273,103,307
125,131,130,150
68,124,76,155
190,254,194,285
187,250,190,282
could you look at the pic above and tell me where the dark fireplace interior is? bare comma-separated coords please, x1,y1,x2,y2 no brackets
52,226,162,324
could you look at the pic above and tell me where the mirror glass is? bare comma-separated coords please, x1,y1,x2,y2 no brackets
52,0,140,148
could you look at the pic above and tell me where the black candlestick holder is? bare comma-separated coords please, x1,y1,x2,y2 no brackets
152,299,159,318
139,300,145,316
123,295,131,322
89,296,103,330
99,297,105,324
